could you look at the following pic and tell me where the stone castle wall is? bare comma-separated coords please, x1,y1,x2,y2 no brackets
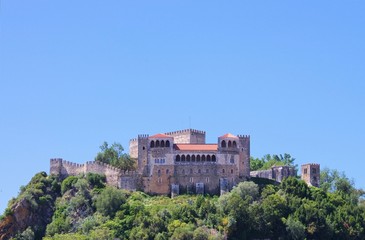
50,158,139,190
250,165,296,183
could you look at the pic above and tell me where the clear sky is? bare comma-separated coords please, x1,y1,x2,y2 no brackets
0,1,364,213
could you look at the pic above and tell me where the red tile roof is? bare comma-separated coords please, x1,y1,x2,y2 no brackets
220,133,238,138
149,133,172,138
174,144,218,151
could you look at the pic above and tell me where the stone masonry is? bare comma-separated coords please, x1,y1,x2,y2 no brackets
50,129,319,195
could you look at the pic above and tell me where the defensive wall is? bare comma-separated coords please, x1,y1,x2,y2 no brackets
50,158,140,191
250,165,296,183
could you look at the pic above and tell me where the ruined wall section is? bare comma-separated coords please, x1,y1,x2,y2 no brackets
250,165,296,183
250,169,273,180
165,129,206,144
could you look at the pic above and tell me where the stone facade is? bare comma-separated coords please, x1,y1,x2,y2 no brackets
131,129,250,195
250,165,296,183
51,129,250,195
50,129,321,195
301,163,320,187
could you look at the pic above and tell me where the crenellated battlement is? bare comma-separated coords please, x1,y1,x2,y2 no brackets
165,129,206,135
138,134,149,139
303,163,320,166
237,134,250,139
50,158,140,189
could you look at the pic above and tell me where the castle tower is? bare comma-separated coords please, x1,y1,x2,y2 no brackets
165,129,206,144
148,133,174,152
137,134,149,175
238,135,250,178
218,133,250,178
301,163,320,187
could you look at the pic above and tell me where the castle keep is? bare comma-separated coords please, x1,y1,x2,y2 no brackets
50,129,319,195
129,129,250,195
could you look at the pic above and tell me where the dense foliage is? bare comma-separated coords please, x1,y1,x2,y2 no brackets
4,171,363,240
250,153,297,171
95,142,135,171
2,160,365,239
0,172,60,239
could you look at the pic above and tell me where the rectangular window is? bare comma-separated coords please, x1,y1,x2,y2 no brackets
206,177,209,183
190,177,194,183
304,169,307,174
312,168,316,174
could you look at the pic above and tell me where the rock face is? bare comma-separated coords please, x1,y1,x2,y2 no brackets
0,172,58,240
0,199,32,240
0,196,55,240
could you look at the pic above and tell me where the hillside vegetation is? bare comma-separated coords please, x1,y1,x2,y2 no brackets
1,168,365,240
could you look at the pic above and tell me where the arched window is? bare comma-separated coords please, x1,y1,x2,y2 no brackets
197,155,201,161
187,155,191,161
202,155,206,161
198,169,201,174
192,155,196,161
207,155,211,161
150,141,155,148
176,155,180,162
222,169,225,174
228,140,232,148
161,140,165,147
166,169,170,174
212,155,216,162
156,140,160,147
233,141,237,148
221,140,226,148
182,169,185,174
181,155,186,161
231,169,234,174
158,169,161,176
166,140,170,147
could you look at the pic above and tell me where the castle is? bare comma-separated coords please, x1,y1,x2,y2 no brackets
50,129,319,195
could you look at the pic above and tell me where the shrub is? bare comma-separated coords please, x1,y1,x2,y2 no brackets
61,176,79,194
86,173,106,189
95,187,126,217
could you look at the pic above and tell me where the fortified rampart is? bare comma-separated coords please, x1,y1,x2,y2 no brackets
50,158,140,190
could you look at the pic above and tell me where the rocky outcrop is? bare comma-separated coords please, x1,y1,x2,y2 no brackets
0,196,56,240
0,172,59,240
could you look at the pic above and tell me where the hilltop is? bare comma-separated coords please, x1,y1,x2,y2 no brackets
1,168,364,240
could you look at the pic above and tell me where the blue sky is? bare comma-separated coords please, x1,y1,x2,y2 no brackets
0,1,364,213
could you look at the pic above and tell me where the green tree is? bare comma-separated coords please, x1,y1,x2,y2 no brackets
95,187,126,217
285,216,306,240
231,181,259,202
250,153,296,171
95,142,135,170
61,176,78,194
